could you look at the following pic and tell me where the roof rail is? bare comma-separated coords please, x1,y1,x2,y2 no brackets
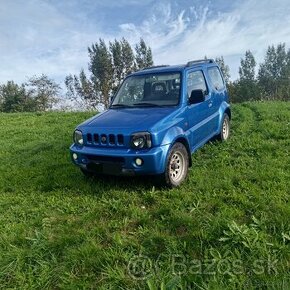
142,65,170,70
186,59,215,67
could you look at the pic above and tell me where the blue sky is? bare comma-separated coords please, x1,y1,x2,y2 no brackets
1,0,290,86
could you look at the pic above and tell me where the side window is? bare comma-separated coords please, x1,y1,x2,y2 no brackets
208,67,224,90
187,71,207,98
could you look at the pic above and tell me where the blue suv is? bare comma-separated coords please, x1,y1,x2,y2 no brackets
70,59,231,187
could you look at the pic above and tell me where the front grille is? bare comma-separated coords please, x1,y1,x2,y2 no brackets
86,133,125,146
109,134,115,144
117,134,124,144
94,134,99,143
87,133,92,143
86,155,125,164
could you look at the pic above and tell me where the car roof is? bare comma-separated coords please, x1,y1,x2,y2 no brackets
130,59,218,76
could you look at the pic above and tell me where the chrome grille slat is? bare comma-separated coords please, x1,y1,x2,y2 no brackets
86,133,125,147
94,134,99,144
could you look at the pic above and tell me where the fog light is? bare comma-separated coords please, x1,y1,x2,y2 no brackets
73,153,78,160
135,158,143,166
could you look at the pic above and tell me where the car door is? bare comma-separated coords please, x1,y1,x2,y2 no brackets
206,66,227,132
185,69,216,149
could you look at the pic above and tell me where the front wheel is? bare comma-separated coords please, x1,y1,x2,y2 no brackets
217,113,230,141
160,142,189,187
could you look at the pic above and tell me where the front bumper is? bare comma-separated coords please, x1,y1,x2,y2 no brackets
70,144,170,175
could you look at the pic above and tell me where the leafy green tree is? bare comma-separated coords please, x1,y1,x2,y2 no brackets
109,38,135,93
120,38,135,77
66,37,154,109
135,38,153,70
234,50,259,102
65,70,99,110
239,50,256,82
88,39,114,109
237,50,260,102
0,81,27,112
25,74,61,111
258,43,290,100
110,39,123,90
215,56,230,84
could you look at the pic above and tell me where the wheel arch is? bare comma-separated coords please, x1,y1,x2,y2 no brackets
174,137,192,167
218,103,231,133
224,107,231,120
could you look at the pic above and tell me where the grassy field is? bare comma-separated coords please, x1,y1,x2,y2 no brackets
0,102,290,289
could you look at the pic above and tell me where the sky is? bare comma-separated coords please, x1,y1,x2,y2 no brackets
1,0,290,87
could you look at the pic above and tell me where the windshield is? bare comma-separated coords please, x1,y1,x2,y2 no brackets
111,72,181,107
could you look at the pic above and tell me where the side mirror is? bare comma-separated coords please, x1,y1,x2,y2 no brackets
189,89,205,105
109,95,114,104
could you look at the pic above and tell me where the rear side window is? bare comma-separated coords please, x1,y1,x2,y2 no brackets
187,71,207,97
208,67,224,91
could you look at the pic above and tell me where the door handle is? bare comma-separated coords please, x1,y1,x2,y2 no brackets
208,101,213,108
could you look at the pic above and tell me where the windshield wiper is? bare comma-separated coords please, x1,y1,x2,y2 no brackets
110,104,132,108
133,102,161,107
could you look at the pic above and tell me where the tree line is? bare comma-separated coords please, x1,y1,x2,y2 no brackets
218,43,290,102
0,40,289,113
0,75,60,113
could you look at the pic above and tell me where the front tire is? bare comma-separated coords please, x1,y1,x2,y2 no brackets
217,113,230,141
161,142,189,187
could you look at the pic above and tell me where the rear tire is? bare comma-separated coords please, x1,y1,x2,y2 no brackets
217,113,230,141
160,142,189,187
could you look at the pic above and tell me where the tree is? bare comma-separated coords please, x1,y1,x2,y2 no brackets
120,38,135,78
135,38,154,70
65,37,154,109
234,50,259,102
88,39,114,109
25,74,61,111
109,38,135,93
258,43,290,100
110,39,123,91
239,50,256,82
0,81,27,112
65,70,99,110
215,56,230,84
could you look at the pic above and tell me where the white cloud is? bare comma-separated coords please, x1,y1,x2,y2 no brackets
0,0,107,85
119,3,190,53
119,0,290,79
87,0,154,8
0,0,290,86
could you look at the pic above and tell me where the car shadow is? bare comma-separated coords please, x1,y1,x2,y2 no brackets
79,171,167,193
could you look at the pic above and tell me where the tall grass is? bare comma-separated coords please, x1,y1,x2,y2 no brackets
0,102,289,289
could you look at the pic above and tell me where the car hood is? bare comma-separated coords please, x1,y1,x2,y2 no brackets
81,107,177,130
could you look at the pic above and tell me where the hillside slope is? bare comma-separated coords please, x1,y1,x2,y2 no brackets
0,102,289,289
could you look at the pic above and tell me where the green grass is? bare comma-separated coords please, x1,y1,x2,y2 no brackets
0,102,290,289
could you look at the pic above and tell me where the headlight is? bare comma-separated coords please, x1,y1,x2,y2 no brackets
73,130,84,146
131,132,152,149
